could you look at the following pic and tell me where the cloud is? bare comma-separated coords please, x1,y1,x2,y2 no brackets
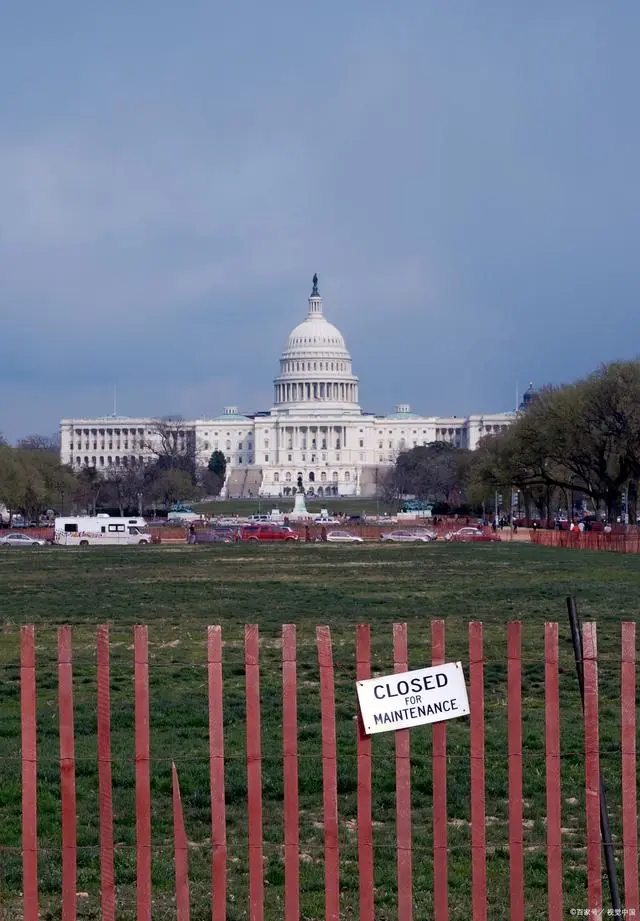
1,1,640,440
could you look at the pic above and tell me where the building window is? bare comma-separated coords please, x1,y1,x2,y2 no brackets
320,472,327,482
332,471,338,481
345,472,350,482
274,472,279,483
288,454,292,462
285,472,291,482
264,454,269,462
359,439,364,448
238,457,243,464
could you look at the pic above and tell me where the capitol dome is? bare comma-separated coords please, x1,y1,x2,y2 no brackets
273,275,360,415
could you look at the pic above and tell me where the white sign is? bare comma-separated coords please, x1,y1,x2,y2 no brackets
356,662,470,735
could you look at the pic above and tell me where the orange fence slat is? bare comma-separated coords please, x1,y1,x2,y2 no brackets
134,625,152,921
582,623,602,913
58,626,77,921
544,623,562,920
621,622,639,914
356,624,374,921
96,626,115,921
282,625,299,921
316,626,339,921
431,620,448,921
20,626,38,921
172,763,191,921
208,626,227,921
507,622,524,921
393,623,413,921
245,625,264,921
469,622,487,921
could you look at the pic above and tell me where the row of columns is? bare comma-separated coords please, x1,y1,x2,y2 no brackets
274,380,358,404
274,424,348,457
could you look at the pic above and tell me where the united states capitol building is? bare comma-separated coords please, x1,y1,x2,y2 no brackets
60,276,514,497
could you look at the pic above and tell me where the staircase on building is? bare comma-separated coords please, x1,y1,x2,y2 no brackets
225,467,263,499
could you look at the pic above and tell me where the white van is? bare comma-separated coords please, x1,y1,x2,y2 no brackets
54,515,152,547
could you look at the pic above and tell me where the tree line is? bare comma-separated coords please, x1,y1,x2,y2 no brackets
383,360,640,522
0,426,227,523
5,360,638,524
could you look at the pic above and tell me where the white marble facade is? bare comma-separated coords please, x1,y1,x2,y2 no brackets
59,278,514,497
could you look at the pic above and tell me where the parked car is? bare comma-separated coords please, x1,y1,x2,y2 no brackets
326,530,364,543
241,525,299,542
0,533,48,548
380,529,436,543
445,527,500,543
190,528,239,544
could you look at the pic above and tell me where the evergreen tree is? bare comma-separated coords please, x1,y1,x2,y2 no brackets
208,450,227,482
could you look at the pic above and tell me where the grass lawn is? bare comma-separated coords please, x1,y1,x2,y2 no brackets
0,542,638,920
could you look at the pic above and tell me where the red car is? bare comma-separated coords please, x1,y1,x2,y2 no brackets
241,525,299,542
445,527,501,543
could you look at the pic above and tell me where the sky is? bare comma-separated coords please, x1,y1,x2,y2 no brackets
1,1,639,442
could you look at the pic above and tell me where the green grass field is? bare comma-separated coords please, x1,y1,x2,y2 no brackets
0,542,638,920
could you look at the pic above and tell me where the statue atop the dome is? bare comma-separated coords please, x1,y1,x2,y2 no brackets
311,273,319,296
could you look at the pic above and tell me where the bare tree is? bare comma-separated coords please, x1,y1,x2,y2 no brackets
104,465,147,515
17,433,60,452
145,418,197,474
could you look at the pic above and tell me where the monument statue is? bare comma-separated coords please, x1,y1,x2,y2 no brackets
311,273,319,296
290,472,310,520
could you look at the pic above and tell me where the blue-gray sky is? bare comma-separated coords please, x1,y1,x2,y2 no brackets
1,1,639,442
